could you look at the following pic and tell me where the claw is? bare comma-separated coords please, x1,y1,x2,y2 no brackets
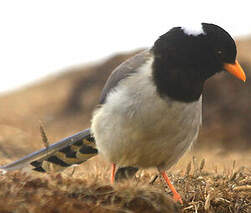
173,191,183,204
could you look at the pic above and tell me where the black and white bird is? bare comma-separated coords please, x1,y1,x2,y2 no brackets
0,23,246,204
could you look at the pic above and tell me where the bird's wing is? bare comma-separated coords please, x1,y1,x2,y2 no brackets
99,49,151,104
0,129,97,173
99,49,152,179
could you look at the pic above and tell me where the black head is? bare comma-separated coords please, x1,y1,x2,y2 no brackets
151,23,245,102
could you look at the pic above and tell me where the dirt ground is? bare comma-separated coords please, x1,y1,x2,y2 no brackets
0,38,250,212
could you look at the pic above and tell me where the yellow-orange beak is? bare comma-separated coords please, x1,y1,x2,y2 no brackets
223,60,246,82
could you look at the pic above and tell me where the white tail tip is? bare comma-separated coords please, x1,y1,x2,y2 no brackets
0,169,7,175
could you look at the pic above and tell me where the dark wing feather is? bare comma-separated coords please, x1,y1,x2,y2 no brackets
99,49,151,104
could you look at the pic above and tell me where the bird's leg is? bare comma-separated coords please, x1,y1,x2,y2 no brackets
111,163,116,184
160,170,183,204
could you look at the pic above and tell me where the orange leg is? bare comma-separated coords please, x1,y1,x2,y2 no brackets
111,163,116,184
160,171,183,204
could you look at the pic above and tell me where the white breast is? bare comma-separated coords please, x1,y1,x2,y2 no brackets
91,58,202,169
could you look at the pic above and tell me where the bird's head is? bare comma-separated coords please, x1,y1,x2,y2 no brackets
152,23,246,83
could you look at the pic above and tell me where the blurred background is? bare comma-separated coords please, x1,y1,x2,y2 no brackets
0,1,250,163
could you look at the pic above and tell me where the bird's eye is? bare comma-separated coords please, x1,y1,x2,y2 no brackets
217,50,223,55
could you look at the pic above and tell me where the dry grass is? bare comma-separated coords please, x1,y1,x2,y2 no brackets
0,157,250,213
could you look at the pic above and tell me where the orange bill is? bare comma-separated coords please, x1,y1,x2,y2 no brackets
224,60,246,82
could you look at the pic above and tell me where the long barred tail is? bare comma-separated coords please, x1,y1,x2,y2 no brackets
0,128,138,181
31,132,97,172
0,129,98,174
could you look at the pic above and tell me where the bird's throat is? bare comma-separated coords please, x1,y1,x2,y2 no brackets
152,60,205,103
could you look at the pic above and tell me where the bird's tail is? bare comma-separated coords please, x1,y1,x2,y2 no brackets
0,128,98,173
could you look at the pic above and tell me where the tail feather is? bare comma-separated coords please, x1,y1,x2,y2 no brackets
31,134,97,172
0,128,140,181
0,128,98,173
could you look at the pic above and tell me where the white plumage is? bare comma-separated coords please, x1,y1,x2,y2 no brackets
181,23,205,36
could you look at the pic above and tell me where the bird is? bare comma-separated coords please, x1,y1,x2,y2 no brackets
0,23,246,204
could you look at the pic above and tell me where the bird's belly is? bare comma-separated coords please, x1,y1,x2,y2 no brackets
91,93,201,169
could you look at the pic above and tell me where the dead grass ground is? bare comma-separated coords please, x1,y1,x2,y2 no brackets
0,154,250,213
0,38,250,212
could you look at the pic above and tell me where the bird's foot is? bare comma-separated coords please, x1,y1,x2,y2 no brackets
172,191,183,204
160,170,183,205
